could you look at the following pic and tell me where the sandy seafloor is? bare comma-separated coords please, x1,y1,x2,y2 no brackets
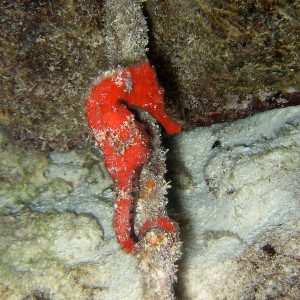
0,105,299,299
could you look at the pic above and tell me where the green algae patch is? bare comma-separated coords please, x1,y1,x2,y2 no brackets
0,135,49,211
0,131,112,213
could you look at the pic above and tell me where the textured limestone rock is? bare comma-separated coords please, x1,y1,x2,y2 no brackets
0,106,299,299
179,222,300,299
171,106,300,299
0,211,142,299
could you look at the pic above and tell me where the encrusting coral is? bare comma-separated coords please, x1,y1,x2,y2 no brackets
85,0,182,298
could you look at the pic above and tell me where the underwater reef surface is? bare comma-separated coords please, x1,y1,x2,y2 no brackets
0,1,299,298
0,0,299,150
0,0,106,151
145,0,300,126
0,106,299,299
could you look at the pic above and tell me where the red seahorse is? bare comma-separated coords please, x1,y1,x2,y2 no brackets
85,62,181,253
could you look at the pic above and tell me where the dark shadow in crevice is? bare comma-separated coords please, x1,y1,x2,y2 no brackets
142,4,183,120
143,4,193,298
163,133,195,299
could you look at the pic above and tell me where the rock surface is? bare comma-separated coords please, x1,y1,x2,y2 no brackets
172,105,300,298
0,106,299,299
1,0,299,150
